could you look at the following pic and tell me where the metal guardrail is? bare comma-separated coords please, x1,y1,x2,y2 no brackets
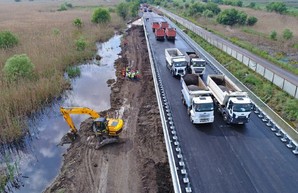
142,18,183,193
161,8,298,99
161,12,298,154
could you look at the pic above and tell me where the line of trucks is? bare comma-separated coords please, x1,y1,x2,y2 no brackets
151,21,176,41
164,48,252,125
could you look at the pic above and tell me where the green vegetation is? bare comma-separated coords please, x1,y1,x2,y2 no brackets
270,30,277,40
187,2,221,17
0,31,19,49
73,18,83,28
58,2,73,11
223,0,243,7
3,54,35,82
246,16,257,26
66,66,81,78
282,28,293,40
217,8,247,25
117,3,130,20
91,8,111,24
266,2,287,14
75,36,87,51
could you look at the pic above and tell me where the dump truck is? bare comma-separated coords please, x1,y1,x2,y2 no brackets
160,21,169,29
151,22,160,32
155,28,165,40
165,27,176,41
186,51,207,76
181,74,214,124
165,48,188,76
207,74,252,124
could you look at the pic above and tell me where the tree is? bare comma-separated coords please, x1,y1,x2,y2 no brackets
203,10,214,18
189,2,206,16
217,8,247,26
206,2,221,15
0,31,19,49
237,11,247,25
283,29,293,40
270,30,277,40
117,3,130,20
92,8,111,24
266,2,287,14
73,18,83,28
3,54,34,82
248,2,256,8
130,2,140,17
246,16,257,26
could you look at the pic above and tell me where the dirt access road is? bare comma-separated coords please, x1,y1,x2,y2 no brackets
45,25,173,193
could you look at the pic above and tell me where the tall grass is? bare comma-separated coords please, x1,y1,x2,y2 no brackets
0,1,126,143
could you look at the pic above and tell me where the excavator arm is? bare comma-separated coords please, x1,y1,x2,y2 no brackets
60,107,100,134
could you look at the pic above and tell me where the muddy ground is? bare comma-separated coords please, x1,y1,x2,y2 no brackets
44,25,173,193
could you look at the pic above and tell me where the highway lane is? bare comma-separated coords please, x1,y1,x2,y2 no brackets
143,12,298,193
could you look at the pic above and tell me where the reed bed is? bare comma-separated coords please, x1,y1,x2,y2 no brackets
0,0,126,143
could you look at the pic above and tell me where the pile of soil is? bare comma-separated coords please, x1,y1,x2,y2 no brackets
45,25,173,193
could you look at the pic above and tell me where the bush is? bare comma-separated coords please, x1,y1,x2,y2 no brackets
283,29,293,40
92,8,111,24
3,54,34,82
116,3,129,20
266,2,287,14
206,2,221,15
52,28,60,36
270,31,277,40
73,18,83,28
248,2,256,8
0,31,19,49
217,8,247,26
246,16,257,26
203,10,214,18
58,4,67,11
66,66,80,78
75,37,87,51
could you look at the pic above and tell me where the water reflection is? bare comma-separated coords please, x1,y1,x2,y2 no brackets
1,34,122,193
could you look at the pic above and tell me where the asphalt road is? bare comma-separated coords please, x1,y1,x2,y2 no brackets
143,12,298,193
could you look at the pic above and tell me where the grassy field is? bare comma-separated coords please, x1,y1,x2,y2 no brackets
0,0,125,143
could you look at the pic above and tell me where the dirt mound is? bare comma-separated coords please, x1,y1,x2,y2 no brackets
44,25,173,193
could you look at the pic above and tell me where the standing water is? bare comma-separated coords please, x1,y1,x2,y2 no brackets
1,34,122,193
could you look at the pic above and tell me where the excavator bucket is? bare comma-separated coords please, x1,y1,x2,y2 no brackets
95,137,120,149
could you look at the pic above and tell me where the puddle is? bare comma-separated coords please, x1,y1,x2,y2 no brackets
0,34,122,193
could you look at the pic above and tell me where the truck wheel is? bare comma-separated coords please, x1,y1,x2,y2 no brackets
171,70,175,77
223,113,230,124
190,116,194,124
187,107,191,115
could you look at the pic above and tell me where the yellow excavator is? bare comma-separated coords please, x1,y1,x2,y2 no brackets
60,107,124,148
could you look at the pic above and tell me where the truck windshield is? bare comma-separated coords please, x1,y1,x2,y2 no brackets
194,103,214,112
174,62,187,67
233,103,251,112
192,61,205,67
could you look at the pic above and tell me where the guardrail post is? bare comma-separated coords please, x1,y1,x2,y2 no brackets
271,124,277,132
286,140,294,148
281,133,288,142
275,129,282,137
292,146,298,155
185,183,192,193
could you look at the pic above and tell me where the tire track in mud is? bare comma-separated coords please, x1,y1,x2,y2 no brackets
84,147,95,192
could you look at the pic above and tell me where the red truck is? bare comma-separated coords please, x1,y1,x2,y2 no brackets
155,28,165,40
151,22,160,32
160,21,169,30
165,27,176,41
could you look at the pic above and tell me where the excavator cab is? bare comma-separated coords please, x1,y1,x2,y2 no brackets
93,117,108,135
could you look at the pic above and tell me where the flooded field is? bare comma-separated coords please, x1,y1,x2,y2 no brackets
0,35,122,193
